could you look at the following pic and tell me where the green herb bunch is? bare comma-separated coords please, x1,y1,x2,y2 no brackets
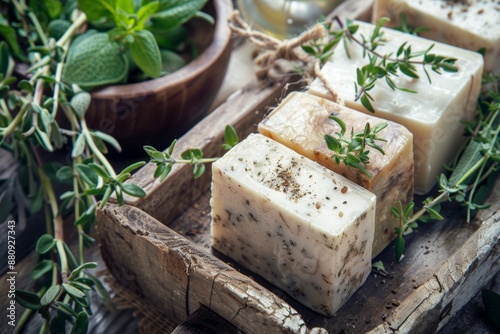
63,0,211,89
324,115,387,178
391,73,500,261
302,16,458,112
0,0,213,332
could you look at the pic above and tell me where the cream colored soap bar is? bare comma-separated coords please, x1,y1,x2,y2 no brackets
309,21,483,194
259,92,413,257
373,0,500,74
210,133,376,316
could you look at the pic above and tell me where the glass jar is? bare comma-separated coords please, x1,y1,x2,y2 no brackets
236,0,344,39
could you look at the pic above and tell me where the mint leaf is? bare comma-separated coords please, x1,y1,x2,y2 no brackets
129,30,161,78
136,1,160,30
0,24,26,61
160,49,185,74
151,0,207,30
63,32,128,88
77,0,115,23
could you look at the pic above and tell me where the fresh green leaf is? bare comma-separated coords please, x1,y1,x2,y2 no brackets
75,205,96,226
41,285,62,306
0,41,10,79
36,234,56,254
129,30,162,78
68,262,98,280
15,289,41,310
222,124,238,150
121,183,146,197
78,0,116,22
0,25,26,61
48,19,72,40
193,163,205,178
151,0,207,30
160,49,185,74
72,134,86,158
32,260,55,280
324,134,341,152
69,281,93,291
62,283,86,299
63,32,128,88
329,116,346,135
76,164,99,188
87,273,110,302
360,94,375,113
120,161,146,175
71,92,91,119
35,127,54,152
71,311,89,334
135,1,160,30
91,130,122,153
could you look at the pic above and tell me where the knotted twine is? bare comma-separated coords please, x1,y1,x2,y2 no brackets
228,10,345,106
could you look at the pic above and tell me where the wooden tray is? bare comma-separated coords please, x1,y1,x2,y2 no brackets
96,1,500,333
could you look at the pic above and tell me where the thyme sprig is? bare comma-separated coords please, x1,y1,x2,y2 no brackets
302,17,458,112
391,73,500,261
324,115,387,178
144,125,239,181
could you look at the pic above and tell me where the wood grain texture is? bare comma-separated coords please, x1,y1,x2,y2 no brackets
166,177,500,333
97,203,309,334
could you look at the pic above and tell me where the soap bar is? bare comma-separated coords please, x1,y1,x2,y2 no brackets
259,92,413,257
372,0,500,74
309,20,483,194
210,133,376,316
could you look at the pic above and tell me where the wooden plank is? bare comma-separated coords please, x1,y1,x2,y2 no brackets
166,174,500,333
369,213,499,334
97,203,309,334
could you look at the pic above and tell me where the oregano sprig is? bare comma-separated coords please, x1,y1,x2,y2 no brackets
324,116,387,178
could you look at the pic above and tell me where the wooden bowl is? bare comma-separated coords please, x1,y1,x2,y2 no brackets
85,0,233,154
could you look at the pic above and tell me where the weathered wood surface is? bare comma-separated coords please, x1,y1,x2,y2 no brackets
97,203,310,334
165,177,500,333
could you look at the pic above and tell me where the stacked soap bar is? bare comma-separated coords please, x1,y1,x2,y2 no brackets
309,21,483,194
372,0,500,74
259,92,413,257
210,133,376,316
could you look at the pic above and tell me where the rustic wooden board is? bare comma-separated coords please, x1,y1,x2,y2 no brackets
96,0,500,333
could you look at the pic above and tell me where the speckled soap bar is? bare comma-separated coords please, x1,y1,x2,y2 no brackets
372,0,500,74
259,92,414,257
210,133,376,316
309,20,483,194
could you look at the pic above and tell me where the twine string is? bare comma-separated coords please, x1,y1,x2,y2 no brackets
228,10,344,105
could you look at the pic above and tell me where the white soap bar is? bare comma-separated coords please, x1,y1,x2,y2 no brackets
210,133,376,316
373,0,500,74
259,91,413,257
309,20,483,194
